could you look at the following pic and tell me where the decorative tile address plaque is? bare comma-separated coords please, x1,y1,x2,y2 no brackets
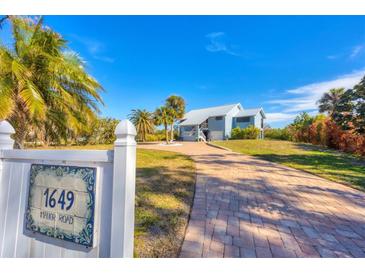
26,164,96,247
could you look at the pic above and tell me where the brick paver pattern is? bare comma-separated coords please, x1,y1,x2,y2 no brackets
138,142,365,258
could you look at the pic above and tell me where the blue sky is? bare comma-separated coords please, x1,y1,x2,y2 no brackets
1,16,365,127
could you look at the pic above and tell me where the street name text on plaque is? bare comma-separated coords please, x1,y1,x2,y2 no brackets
25,164,97,247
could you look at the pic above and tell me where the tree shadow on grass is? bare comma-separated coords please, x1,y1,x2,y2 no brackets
254,153,365,190
135,165,195,258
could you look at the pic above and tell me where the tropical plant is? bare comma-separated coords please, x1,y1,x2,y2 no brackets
85,117,120,145
333,76,365,134
128,109,154,142
154,106,174,144
349,77,365,134
317,88,345,116
165,95,185,141
0,16,103,147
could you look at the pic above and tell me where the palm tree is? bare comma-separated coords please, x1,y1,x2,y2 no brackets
317,88,345,116
154,106,173,144
165,95,185,142
128,109,154,142
0,16,103,147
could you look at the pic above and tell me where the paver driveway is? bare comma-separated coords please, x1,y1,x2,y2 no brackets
138,142,365,258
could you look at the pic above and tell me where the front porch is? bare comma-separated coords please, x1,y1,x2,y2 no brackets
179,124,207,142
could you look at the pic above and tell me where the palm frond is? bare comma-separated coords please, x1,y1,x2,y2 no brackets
19,80,45,117
0,84,15,119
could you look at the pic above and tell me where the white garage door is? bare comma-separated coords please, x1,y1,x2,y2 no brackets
210,131,224,140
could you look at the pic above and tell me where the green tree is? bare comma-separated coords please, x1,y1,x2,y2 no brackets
0,16,103,147
264,127,292,140
351,77,365,134
165,95,185,141
333,76,365,134
292,112,313,128
290,112,313,142
85,117,119,145
154,106,173,144
317,88,345,116
128,109,154,142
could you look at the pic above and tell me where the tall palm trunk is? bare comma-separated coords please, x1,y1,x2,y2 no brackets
164,123,169,144
9,100,29,148
170,122,174,142
10,114,27,148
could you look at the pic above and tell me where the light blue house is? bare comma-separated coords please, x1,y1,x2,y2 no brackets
178,103,266,141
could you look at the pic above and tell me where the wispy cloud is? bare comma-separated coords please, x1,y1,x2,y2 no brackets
327,44,364,60
70,34,115,63
197,85,208,90
350,45,364,59
205,32,239,56
93,55,115,63
265,112,298,123
267,69,365,114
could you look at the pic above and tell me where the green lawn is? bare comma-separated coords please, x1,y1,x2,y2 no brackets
31,145,196,257
214,140,365,190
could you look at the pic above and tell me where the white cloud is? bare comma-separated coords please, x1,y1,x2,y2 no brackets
326,44,364,60
93,55,115,63
205,32,239,56
70,34,114,63
350,45,364,59
265,112,298,123
71,34,104,54
267,69,365,113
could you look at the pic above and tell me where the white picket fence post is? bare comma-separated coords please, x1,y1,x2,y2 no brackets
0,121,15,252
110,119,137,257
0,121,15,150
0,120,15,190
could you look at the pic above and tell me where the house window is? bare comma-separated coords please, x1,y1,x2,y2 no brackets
215,116,223,121
236,117,250,123
183,126,193,131
261,118,264,128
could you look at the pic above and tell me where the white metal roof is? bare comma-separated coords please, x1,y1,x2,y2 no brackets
234,108,266,118
179,103,239,126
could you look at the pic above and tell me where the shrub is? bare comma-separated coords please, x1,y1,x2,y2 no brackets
85,117,120,145
242,126,260,139
271,112,365,157
324,119,342,150
145,133,166,142
290,114,365,156
309,116,327,146
230,127,243,139
230,126,260,140
264,128,291,140
289,112,313,143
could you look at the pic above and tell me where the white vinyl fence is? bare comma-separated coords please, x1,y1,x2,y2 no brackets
0,120,136,258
